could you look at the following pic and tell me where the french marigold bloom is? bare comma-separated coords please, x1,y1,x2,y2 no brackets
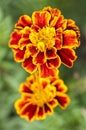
14,72,70,122
8,6,80,77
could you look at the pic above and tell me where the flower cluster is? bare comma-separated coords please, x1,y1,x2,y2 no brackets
8,6,80,122
9,6,80,78
14,72,70,121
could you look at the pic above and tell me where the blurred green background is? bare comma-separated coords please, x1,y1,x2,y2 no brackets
0,0,86,130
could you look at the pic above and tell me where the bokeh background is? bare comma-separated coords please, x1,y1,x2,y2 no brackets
0,0,86,130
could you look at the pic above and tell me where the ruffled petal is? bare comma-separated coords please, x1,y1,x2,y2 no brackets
39,63,57,78
52,79,68,93
22,56,37,73
55,93,70,109
67,19,75,26
33,52,45,65
43,6,52,13
57,48,77,67
9,31,21,49
13,48,26,62
55,15,64,28
53,15,67,30
48,99,58,108
63,30,79,48
15,15,32,29
61,19,67,30
14,99,29,114
41,79,50,89
22,93,32,101
46,48,57,59
47,57,61,68
19,83,33,93
26,75,34,84
43,6,61,18
32,11,51,28
31,25,39,32
26,104,37,121
67,19,80,42
55,28,62,49
22,26,31,39
18,102,37,121
19,38,30,50
37,107,45,119
44,104,52,114
51,8,61,17
43,6,62,28
50,12,61,27
26,44,38,57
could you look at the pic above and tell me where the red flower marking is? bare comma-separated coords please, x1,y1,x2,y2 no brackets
57,48,77,67
22,56,37,73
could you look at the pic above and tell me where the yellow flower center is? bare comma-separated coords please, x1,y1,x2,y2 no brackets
31,82,56,107
30,27,56,51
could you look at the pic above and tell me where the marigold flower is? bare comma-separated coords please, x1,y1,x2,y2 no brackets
9,6,80,77
14,72,70,122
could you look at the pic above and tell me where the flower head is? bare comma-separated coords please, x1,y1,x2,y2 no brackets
9,6,80,77
14,72,70,122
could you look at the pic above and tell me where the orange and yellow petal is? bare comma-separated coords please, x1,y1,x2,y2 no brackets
41,79,50,89
22,26,31,39
26,74,35,85
43,6,52,13
13,48,26,62
37,106,45,120
55,93,70,109
54,15,67,30
9,31,22,49
44,103,53,115
32,11,51,28
39,63,57,78
67,19,75,26
52,79,68,93
63,30,79,48
47,57,61,68
15,100,52,121
16,101,37,121
55,15,64,28
15,15,32,29
22,103,37,121
22,93,33,101
67,19,80,42
55,28,62,49
26,44,38,57
51,8,61,18
14,98,29,114
48,99,58,108
31,25,39,32
57,48,77,67
46,48,57,59
19,82,33,93
22,56,37,73
33,52,45,65
19,38,30,50
44,7,62,28
43,6,61,18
